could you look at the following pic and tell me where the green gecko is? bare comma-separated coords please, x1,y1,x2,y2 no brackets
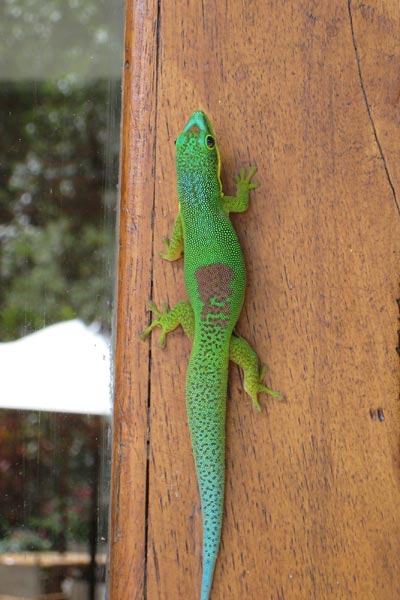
141,110,281,600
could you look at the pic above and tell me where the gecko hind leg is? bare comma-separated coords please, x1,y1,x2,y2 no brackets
229,333,282,411
140,300,194,347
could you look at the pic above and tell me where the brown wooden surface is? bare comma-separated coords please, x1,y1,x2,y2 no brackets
110,1,400,598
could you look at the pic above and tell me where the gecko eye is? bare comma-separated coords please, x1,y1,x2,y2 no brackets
205,135,215,149
174,139,177,145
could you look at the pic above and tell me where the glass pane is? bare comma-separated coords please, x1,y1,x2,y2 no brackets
0,1,124,598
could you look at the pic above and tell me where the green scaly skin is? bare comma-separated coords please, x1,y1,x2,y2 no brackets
141,111,281,600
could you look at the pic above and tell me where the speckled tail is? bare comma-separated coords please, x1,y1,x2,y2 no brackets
186,351,228,600
200,557,217,600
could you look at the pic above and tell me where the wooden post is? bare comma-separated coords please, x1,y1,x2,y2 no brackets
109,0,158,597
110,1,400,598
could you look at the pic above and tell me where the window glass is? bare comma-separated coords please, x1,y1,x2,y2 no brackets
0,2,124,598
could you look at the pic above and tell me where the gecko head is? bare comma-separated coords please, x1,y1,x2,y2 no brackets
175,111,221,199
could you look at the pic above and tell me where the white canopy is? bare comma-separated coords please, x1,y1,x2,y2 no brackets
0,320,112,415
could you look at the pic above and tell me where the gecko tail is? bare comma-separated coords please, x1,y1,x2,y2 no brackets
186,354,227,600
194,439,224,600
200,556,217,600
198,496,223,600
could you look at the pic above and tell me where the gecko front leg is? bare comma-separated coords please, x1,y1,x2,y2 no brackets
159,212,184,261
222,166,259,213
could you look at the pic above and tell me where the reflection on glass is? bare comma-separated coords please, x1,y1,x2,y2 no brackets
0,1,124,598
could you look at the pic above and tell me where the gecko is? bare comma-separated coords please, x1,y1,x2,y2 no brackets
141,110,281,600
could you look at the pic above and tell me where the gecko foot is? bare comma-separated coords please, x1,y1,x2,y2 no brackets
251,364,283,411
234,166,260,191
140,301,171,347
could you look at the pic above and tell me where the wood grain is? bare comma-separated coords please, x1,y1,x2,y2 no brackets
108,1,158,598
110,1,400,598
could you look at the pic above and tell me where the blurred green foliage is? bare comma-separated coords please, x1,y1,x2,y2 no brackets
0,78,120,340
0,0,122,561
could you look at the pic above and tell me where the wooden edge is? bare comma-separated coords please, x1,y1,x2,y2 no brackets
108,0,159,597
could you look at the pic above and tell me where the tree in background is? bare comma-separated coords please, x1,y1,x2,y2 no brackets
0,79,120,339
0,0,123,340
0,0,123,560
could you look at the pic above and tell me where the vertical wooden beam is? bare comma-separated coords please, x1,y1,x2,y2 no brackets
109,0,159,597
110,0,400,598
